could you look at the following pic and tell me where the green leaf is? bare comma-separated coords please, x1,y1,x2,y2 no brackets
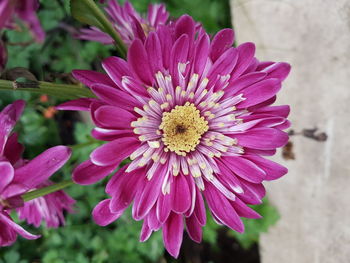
70,0,104,29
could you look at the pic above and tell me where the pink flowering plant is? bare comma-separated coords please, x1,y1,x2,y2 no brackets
0,0,290,261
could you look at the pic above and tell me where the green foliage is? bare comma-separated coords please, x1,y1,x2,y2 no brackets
203,199,280,250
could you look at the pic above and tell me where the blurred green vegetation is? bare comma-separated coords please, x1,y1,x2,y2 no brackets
0,0,279,262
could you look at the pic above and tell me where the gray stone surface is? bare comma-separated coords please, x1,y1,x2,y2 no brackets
230,0,350,262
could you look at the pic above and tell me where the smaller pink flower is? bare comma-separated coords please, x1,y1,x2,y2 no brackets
0,100,72,246
0,0,45,42
78,0,169,46
16,181,75,228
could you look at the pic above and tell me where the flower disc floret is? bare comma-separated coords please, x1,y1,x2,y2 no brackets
159,102,208,156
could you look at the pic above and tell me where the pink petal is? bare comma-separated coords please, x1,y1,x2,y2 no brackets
193,33,210,75
56,98,96,111
108,166,143,213
140,221,153,242
233,128,289,150
262,62,291,81
90,137,139,166
163,212,184,258
208,47,239,80
175,15,195,40
145,31,163,75
91,83,140,111
3,133,24,164
0,212,39,240
73,159,116,185
0,161,14,193
133,165,166,220
186,214,202,243
0,100,25,154
72,69,115,88
171,174,191,213
210,28,235,62
92,199,123,226
231,42,256,79
245,155,288,181
156,192,171,223
254,105,290,118
193,188,206,226
128,39,153,85
238,78,281,108
93,105,136,129
230,197,261,219
222,156,266,183
91,127,134,141
102,56,131,89
238,181,266,205
11,146,71,194
225,72,267,98
204,182,244,233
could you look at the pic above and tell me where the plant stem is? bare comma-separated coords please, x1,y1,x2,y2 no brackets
0,79,95,99
81,0,127,57
22,180,74,202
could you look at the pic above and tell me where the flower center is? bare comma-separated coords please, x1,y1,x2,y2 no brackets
159,102,208,156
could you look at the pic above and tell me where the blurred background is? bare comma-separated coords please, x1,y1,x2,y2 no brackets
1,0,348,262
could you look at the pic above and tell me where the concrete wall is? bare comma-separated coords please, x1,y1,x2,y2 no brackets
230,0,350,262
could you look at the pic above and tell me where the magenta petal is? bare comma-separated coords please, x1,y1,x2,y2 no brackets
90,137,139,166
128,39,153,85
254,105,290,118
93,199,123,226
246,155,288,181
238,181,266,205
140,221,153,242
3,133,24,164
91,127,134,141
0,212,39,240
145,31,163,75
134,165,166,220
56,98,95,111
233,128,288,150
73,159,116,185
94,105,135,129
230,198,261,219
238,78,281,108
72,69,115,88
175,15,195,40
186,214,202,243
263,62,291,81
208,47,238,80
156,192,171,223
210,28,235,61
225,72,267,98
231,42,256,79
193,189,206,226
108,167,142,213
223,156,266,183
0,162,14,193
11,146,71,193
193,33,210,75
171,174,191,213
0,100,25,154
204,182,244,233
163,212,183,258
91,83,140,111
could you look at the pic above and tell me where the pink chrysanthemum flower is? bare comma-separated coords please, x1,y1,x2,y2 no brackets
0,100,72,246
0,0,45,42
78,0,169,46
59,15,290,257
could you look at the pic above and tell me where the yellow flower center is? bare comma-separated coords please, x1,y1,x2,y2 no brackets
159,102,209,156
